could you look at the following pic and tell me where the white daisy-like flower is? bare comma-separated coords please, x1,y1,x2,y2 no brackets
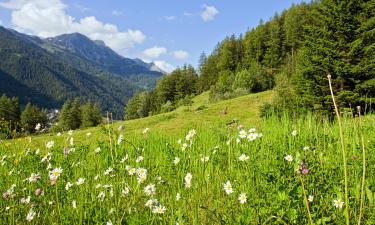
97,191,106,201
49,167,63,180
144,184,156,196
185,129,197,141
26,173,40,183
136,156,144,163
249,128,256,133
35,149,40,155
153,205,167,214
72,200,77,209
26,208,35,221
143,128,150,134
239,153,249,161
173,157,180,165
238,193,247,204
247,132,257,141
69,137,74,146
95,147,101,153
303,146,310,151
137,173,147,184
106,220,113,225
120,154,128,163
56,132,61,136
46,141,54,149
21,196,31,204
176,193,181,201
184,173,192,189
201,156,210,162
122,186,130,196
333,199,344,208
65,182,73,191
104,167,114,176
223,181,233,195
177,139,182,144
308,195,314,202
145,199,156,208
137,168,147,176
284,154,293,162
239,130,247,139
291,130,297,136
35,123,41,131
76,178,85,186
86,132,92,137
181,143,188,151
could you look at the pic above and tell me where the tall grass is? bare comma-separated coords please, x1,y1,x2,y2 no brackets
0,111,374,224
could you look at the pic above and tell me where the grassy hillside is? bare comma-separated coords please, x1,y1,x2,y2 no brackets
1,91,375,224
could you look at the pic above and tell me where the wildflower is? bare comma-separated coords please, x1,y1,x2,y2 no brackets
117,134,123,145
239,153,249,161
144,184,156,196
104,167,114,176
247,132,257,141
223,181,233,195
72,200,77,209
65,182,73,191
69,137,74,146
21,196,31,204
95,147,101,153
298,160,309,175
184,173,192,188
145,199,157,208
106,220,113,225
76,178,85,186
2,192,9,199
303,146,310,151
120,154,128,163
238,193,247,204
137,173,147,183
122,186,130,196
143,128,150,134
249,128,256,133
173,157,180,165
35,123,41,131
201,156,210,162
291,130,297,136
128,167,136,175
49,167,63,180
181,143,188,151
284,155,293,162
185,129,196,141
35,149,40,154
68,130,73,135
137,168,147,176
97,191,106,201
239,130,247,139
35,188,42,196
236,138,241,143
46,141,54,149
153,205,166,214
136,156,144,163
86,132,92,137
177,139,182,144
176,193,181,201
57,132,61,136
118,125,124,131
41,152,52,162
26,208,35,221
308,195,314,202
333,199,344,208
26,173,41,183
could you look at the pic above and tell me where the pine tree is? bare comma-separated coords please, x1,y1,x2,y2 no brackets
20,103,47,134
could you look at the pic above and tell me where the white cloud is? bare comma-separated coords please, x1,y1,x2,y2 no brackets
0,0,145,53
0,19,2,25
154,60,175,73
172,50,189,60
143,46,167,58
183,12,193,17
164,16,175,21
112,10,123,16
201,5,219,22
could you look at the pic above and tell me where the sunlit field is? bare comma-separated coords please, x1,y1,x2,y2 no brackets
1,112,374,224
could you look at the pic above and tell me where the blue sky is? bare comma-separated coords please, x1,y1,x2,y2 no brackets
0,0,304,72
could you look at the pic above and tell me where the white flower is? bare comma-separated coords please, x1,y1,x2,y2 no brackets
122,186,130,196
128,167,136,176
49,167,63,180
106,220,113,225
144,184,156,196
104,167,114,176
72,200,77,209
65,182,73,191
145,199,157,208
184,173,192,189
35,123,41,131
21,196,31,204
249,128,256,133
117,134,123,144
86,132,92,137
68,130,73,135
143,128,150,134
120,154,128,163
291,130,297,136
97,191,106,201
173,157,180,165
303,146,310,151
41,152,52,162
46,141,54,149
176,193,181,201
136,156,144,163
223,181,233,195
35,149,40,155
284,155,293,162
238,193,247,204
153,205,167,214
56,132,61,136
26,208,35,221
247,132,257,141
239,153,249,162
333,199,344,208
185,129,196,141
200,156,210,162
239,130,247,139
95,147,101,153
177,139,182,144
26,173,40,183
137,168,147,177
76,178,85,186
308,195,314,202
69,137,74,146
137,173,147,184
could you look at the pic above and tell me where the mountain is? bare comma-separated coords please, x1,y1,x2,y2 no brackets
0,26,163,118
133,58,166,74
43,33,164,89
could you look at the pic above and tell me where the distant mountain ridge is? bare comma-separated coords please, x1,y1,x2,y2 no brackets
0,26,164,118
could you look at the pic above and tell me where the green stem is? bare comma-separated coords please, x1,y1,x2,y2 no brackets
299,176,313,225
357,106,366,225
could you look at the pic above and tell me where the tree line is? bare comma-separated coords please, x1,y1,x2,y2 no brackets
125,0,374,119
0,95,102,139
